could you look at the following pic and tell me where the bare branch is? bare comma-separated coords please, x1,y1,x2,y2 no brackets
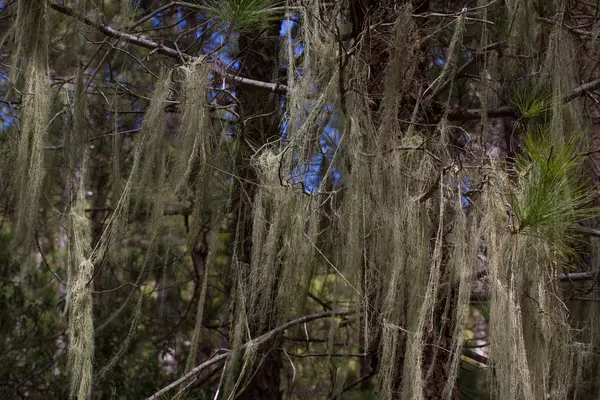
446,74,600,121
538,17,597,39
448,70,600,121
560,272,598,282
570,223,600,239
447,105,517,121
563,77,600,103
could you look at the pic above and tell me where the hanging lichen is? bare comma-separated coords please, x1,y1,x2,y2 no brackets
478,123,593,398
503,0,541,75
11,1,51,243
379,4,418,131
442,198,482,399
171,61,212,196
67,257,95,400
102,72,170,265
66,156,93,400
64,65,94,400
223,2,341,395
423,13,466,105
117,0,140,28
544,15,584,145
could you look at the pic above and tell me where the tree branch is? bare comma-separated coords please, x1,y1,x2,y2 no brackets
462,349,491,366
145,310,352,399
447,105,517,121
48,2,288,94
570,223,600,239
538,17,597,39
563,77,600,103
448,74,600,121
560,271,599,282
340,371,376,394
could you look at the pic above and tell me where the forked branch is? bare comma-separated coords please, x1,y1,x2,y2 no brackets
145,310,353,399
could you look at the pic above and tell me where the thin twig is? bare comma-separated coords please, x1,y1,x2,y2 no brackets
34,233,65,285
129,2,203,30
340,372,376,395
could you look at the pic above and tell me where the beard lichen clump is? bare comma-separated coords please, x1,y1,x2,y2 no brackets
469,120,590,399
66,157,95,400
10,1,51,243
171,62,212,197
224,147,322,397
62,65,95,400
67,257,95,400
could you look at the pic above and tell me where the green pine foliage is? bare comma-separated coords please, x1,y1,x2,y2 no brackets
510,128,593,242
197,0,283,33
513,79,556,119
